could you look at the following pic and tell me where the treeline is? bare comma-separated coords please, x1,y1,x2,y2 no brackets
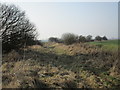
48,33,108,45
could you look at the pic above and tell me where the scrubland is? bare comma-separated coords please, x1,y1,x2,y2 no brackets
2,40,120,88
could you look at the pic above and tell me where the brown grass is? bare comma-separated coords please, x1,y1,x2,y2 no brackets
2,42,120,88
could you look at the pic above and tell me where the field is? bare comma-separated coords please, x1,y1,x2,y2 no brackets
2,40,120,88
88,40,119,51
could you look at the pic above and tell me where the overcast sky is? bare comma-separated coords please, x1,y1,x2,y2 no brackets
5,2,118,40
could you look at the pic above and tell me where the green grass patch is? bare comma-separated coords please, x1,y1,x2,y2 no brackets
88,40,119,51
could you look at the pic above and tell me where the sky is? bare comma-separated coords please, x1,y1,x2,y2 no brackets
4,2,118,40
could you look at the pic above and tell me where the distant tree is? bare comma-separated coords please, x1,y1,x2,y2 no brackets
102,36,108,40
78,35,86,42
61,33,77,45
0,4,37,52
95,36,102,41
48,37,59,43
86,35,92,42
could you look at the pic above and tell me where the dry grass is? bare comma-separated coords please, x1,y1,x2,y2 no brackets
2,42,120,88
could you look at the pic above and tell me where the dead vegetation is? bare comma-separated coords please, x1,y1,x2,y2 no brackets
2,42,120,88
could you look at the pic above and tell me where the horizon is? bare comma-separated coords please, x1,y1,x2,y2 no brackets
40,37,119,41
4,2,118,40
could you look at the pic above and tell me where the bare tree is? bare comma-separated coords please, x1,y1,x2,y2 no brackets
0,3,37,52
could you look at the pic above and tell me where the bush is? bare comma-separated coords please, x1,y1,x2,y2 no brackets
48,37,63,43
78,35,86,42
29,40,43,46
86,35,92,42
102,36,108,40
61,33,77,45
95,36,102,41
48,37,59,43
0,4,37,53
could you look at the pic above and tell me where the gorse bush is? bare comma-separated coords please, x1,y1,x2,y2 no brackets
0,3,37,53
61,33,77,45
